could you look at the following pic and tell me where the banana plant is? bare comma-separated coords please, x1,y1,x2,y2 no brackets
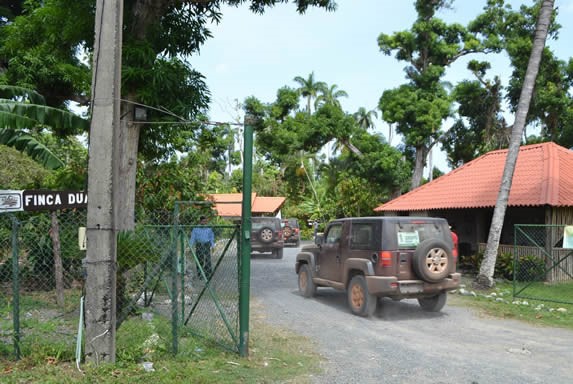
0,85,89,169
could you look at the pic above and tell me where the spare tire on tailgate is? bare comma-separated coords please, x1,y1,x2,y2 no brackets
412,238,453,283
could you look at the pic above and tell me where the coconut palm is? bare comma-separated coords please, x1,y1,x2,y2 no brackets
293,72,327,114
476,0,554,289
315,84,348,110
353,107,378,130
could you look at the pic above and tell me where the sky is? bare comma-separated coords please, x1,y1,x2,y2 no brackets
191,0,573,174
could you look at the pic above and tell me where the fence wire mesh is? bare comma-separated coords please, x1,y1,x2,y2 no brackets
0,202,242,362
1,210,87,361
514,224,573,304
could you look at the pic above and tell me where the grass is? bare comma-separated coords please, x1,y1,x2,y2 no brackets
449,276,573,330
0,299,321,384
2,277,572,382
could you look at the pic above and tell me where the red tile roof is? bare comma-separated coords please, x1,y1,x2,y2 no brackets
207,193,285,217
374,142,573,212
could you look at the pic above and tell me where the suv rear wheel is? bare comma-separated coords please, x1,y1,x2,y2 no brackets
258,227,274,243
347,275,377,317
413,239,453,283
298,264,316,297
283,225,293,238
417,292,447,312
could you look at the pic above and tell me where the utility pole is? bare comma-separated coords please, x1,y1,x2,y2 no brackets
84,0,123,364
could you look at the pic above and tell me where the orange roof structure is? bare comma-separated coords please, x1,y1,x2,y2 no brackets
375,142,573,212
207,193,286,217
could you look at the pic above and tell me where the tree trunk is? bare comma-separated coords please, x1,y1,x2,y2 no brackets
411,145,429,189
50,211,65,307
117,95,140,231
475,0,554,289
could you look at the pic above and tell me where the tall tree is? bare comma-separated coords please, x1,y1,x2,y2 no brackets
443,60,509,167
475,0,554,289
378,0,500,189
293,72,327,114
0,0,337,230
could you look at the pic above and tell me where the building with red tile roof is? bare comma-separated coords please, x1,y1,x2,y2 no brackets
374,142,573,256
207,193,285,218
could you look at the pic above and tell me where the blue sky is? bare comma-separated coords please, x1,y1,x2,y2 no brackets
191,0,573,173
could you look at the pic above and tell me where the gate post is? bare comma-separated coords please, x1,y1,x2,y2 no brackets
239,115,254,356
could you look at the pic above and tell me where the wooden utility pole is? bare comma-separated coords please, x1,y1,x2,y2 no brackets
84,0,123,364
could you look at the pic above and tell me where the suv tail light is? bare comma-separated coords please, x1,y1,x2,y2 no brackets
278,229,283,240
378,251,394,268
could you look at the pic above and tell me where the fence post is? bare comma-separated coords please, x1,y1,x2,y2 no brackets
239,115,253,357
171,203,180,355
11,216,21,360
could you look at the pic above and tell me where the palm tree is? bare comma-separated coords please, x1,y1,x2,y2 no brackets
0,85,88,169
475,0,554,289
315,84,348,110
293,72,326,114
353,107,378,130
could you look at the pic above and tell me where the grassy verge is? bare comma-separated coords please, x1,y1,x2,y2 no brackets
449,276,573,330
0,300,321,384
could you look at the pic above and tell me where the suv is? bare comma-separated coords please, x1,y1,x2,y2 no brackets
251,217,284,259
281,218,301,247
295,216,460,316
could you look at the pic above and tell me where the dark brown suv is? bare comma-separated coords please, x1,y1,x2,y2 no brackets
251,217,284,259
295,216,460,316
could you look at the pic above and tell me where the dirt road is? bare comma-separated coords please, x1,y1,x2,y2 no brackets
250,244,573,384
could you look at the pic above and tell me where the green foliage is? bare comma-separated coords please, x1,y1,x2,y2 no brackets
460,250,545,282
0,144,50,188
515,254,546,282
0,85,89,170
117,228,164,273
135,158,204,213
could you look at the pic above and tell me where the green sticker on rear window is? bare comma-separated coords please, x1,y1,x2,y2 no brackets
398,231,419,247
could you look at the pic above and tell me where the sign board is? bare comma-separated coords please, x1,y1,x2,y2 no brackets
563,226,573,249
0,190,88,212
0,190,23,213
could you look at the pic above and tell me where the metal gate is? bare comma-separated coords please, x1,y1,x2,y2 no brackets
170,201,243,353
513,224,573,304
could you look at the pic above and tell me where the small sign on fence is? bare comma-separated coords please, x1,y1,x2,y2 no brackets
563,225,573,249
78,227,87,250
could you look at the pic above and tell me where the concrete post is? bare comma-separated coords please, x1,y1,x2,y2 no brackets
84,0,123,364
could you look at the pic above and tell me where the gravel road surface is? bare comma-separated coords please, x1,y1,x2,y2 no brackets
250,243,573,384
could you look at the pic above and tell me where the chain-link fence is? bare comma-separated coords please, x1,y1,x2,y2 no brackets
513,224,573,304
0,203,242,361
0,210,87,361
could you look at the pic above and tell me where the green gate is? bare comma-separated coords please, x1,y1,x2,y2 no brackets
172,202,243,353
513,224,573,304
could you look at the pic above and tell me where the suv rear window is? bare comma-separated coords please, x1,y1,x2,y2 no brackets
395,222,448,249
252,218,280,230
